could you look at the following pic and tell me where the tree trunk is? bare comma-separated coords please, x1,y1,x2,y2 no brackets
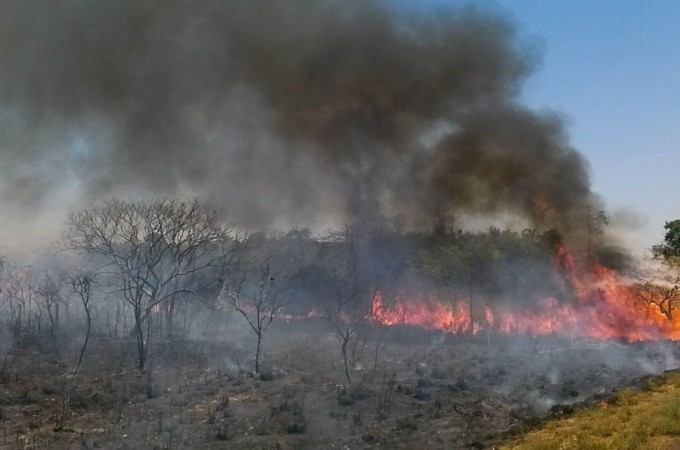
351,336,366,369
341,332,352,384
166,298,176,339
14,303,22,337
134,309,146,371
371,325,385,381
74,308,91,375
47,304,57,354
255,331,263,374
114,302,121,338
47,305,55,340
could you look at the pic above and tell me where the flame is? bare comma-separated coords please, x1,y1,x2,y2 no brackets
369,245,680,341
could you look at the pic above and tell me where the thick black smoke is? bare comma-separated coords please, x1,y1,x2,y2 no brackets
0,0,595,238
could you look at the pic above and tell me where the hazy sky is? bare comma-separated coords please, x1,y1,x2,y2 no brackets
413,0,680,250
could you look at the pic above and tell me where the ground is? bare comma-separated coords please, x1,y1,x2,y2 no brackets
1,319,679,449
503,371,680,449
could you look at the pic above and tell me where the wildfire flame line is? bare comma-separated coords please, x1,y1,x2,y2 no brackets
369,245,680,341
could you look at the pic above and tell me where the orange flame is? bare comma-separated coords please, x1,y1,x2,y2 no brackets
369,245,680,341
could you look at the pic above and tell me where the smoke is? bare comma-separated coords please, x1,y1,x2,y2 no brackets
0,0,596,244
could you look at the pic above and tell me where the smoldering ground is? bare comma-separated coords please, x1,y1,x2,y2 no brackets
0,0,597,247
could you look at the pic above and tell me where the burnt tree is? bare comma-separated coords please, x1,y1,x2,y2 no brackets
221,260,282,374
634,281,680,321
70,271,94,375
35,269,66,347
310,225,372,384
63,198,237,370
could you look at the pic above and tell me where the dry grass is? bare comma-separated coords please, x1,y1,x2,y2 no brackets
502,372,680,450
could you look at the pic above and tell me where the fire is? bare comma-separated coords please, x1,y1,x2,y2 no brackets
369,245,680,341
371,294,473,334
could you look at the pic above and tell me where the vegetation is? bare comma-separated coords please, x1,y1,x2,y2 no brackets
0,197,627,378
62,198,238,370
645,218,680,321
502,372,680,450
0,197,667,381
501,215,680,449
69,271,94,375
3,202,680,448
661,219,680,264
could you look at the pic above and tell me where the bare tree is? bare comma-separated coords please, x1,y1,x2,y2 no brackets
63,198,238,370
634,280,680,321
35,269,66,348
70,271,94,374
308,225,371,384
0,256,11,332
3,265,38,336
632,255,680,322
221,259,286,374
326,288,364,385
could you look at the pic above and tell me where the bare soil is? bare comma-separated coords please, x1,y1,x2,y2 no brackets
1,319,678,450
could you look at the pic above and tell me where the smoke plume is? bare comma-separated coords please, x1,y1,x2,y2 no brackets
0,0,595,243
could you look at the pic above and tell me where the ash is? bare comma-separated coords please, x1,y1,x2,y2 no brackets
2,319,679,449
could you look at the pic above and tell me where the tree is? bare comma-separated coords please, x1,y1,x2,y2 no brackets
458,233,495,335
221,258,281,374
3,265,38,336
306,225,372,384
216,231,307,374
662,219,680,260
632,251,680,323
63,198,237,370
363,222,413,378
70,271,94,375
639,219,680,321
586,207,609,261
634,281,680,321
35,269,65,348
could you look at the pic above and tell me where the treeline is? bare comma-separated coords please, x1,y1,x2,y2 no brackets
0,198,583,379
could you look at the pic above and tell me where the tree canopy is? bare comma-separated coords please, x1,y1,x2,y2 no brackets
664,219,680,259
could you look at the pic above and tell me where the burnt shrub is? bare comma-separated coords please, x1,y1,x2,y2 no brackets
214,424,231,441
67,390,89,409
348,383,374,401
396,384,414,395
430,366,447,379
549,403,575,417
272,402,306,433
259,370,283,382
337,383,375,406
560,387,579,398
453,377,470,391
336,384,352,406
216,394,230,412
413,388,431,401
272,387,306,434
395,416,418,431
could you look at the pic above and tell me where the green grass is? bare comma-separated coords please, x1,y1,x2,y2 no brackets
502,372,680,450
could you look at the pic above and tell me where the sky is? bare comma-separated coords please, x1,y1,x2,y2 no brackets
413,0,680,251
1,0,677,255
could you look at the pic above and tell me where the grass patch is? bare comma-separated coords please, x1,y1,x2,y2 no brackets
502,372,680,450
